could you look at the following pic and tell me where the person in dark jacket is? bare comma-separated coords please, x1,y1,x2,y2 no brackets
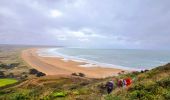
105,81,114,94
123,79,127,88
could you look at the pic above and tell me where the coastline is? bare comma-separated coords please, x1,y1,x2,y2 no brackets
21,48,127,78
37,48,138,70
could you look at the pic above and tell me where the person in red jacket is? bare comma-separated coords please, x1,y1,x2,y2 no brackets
125,77,132,86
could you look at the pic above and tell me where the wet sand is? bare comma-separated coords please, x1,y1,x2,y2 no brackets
21,48,126,78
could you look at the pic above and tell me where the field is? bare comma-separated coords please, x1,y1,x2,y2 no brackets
0,79,18,87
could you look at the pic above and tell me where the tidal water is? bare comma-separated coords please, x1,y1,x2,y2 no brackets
38,48,170,71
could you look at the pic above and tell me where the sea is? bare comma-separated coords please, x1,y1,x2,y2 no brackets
38,48,170,71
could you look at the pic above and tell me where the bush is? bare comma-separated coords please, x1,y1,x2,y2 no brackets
29,69,39,75
11,93,29,100
80,82,89,86
0,64,7,68
29,69,46,77
77,88,90,95
52,92,67,97
10,63,20,67
0,71,5,78
36,72,46,77
20,75,28,80
71,73,78,76
72,91,79,95
7,73,14,78
156,78,170,88
104,94,121,100
0,63,19,69
71,73,85,77
42,96,50,100
164,91,170,99
129,90,145,99
130,83,145,91
78,73,85,77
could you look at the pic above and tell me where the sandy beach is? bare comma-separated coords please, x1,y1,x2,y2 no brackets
21,48,125,78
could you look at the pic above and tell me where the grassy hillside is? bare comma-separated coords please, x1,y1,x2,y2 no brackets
105,63,170,100
0,46,30,78
0,63,169,100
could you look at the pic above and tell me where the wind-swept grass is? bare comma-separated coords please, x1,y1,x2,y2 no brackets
0,63,169,100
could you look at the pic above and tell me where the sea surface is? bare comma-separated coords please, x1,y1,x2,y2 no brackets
38,48,170,71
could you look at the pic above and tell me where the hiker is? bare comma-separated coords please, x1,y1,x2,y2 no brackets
105,81,114,94
122,79,127,88
125,77,132,86
117,79,123,88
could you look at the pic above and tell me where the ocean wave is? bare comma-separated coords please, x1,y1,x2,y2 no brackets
37,48,142,71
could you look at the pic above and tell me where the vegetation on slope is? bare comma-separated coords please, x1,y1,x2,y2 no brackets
0,46,169,100
0,46,31,79
0,63,169,100
105,63,170,100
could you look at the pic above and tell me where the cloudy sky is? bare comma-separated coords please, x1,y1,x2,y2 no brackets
0,0,170,49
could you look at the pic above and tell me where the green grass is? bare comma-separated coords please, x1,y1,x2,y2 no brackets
52,91,67,97
0,78,18,87
0,63,170,100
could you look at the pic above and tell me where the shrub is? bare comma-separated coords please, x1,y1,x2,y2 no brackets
78,73,85,77
71,73,78,76
80,82,89,86
156,78,170,88
72,91,79,95
0,64,7,68
42,96,50,100
144,69,149,72
36,72,46,77
77,88,89,95
52,92,67,97
129,90,146,99
29,69,39,74
0,63,19,69
97,83,107,94
0,71,5,78
20,74,28,80
104,94,121,100
10,63,20,67
164,91,170,99
71,72,85,77
130,83,145,91
121,71,125,73
11,93,29,100
7,73,14,78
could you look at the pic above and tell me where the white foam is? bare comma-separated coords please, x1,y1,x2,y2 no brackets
37,48,141,71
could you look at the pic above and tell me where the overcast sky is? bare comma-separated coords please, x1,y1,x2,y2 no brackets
0,0,170,49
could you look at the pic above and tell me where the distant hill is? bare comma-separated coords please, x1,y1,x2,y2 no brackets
0,63,170,100
0,44,63,48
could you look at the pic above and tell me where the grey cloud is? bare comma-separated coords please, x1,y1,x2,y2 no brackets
0,0,170,49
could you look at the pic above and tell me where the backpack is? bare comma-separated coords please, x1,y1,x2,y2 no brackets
106,81,114,89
